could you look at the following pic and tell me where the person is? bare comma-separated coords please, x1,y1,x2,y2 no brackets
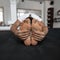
10,13,48,46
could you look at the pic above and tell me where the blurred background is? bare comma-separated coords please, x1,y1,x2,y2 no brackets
0,0,60,30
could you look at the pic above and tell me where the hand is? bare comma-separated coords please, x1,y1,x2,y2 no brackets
32,31,45,41
17,30,30,40
32,30,45,35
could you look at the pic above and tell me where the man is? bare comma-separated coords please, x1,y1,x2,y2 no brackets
10,13,48,46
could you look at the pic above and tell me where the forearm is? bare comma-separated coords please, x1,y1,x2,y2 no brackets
42,26,48,36
10,26,18,36
10,20,21,35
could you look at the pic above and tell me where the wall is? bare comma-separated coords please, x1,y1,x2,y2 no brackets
54,0,60,17
17,0,43,10
1,0,59,28
53,0,60,28
42,0,60,28
0,0,11,25
17,0,44,21
43,1,54,26
0,0,44,25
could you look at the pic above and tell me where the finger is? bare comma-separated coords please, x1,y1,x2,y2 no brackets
18,30,29,33
18,33,29,38
33,34,44,38
34,37,43,41
17,32,30,40
18,31,30,36
33,35,44,41
33,31,45,35
32,32,45,38
20,35,29,38
33,36,40,41
18,32,29,36
32,32,43,40
19,35,29,40
33,37,40,41
33,34,45,39
19,37,27,40
32,32,41,36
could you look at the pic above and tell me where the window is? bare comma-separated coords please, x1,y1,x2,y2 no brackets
0,8,3,22
17,9,42,19
17,9,25,18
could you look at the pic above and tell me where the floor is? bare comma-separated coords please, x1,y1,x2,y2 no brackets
53,22,60,28
0,28,60,60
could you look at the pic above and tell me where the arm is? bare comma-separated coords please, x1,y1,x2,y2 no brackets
10,19,21,35
39,21,48,36
10,19,30,40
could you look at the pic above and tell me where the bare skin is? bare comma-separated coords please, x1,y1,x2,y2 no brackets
10,18,48,46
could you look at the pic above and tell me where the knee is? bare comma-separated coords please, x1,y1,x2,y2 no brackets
24,37,31,46
31,39,38,46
